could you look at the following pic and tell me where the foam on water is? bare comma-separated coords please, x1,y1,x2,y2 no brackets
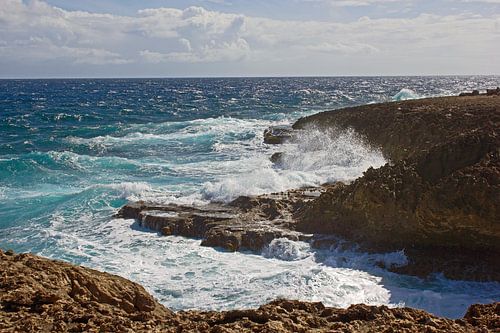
201,127,386,202
392,88,422,101
262,238,310,261
34,208,500,318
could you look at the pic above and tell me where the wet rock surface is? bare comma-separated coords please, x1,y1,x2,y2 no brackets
1,250,499,332
116,187,327,252
263,125,296,144
460,87,500,96
293,95,500,281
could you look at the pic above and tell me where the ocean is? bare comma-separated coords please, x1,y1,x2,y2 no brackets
1,76,499,318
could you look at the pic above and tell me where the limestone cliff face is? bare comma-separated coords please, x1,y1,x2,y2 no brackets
1,250,499,332
293,96,500,280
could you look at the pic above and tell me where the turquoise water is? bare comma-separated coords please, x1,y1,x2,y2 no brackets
1,76,499,318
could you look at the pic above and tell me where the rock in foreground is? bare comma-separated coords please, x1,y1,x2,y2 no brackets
1,250,498,332
0,249,173,332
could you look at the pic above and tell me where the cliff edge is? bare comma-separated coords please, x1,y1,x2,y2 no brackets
292,95,500,280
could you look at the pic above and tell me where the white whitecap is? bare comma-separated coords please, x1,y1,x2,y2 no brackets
392,88,421,101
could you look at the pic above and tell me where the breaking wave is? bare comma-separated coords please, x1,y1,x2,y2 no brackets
201,127,386,202
392,88,422,101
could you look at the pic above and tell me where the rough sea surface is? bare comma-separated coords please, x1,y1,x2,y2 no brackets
1,77,499,318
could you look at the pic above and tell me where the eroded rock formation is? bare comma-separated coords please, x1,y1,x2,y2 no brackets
293,95,500,280
0,249,173,332
118,95,499,281
1,250,499,332
116,187,326,252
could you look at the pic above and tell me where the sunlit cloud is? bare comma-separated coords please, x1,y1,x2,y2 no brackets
0,0,498,76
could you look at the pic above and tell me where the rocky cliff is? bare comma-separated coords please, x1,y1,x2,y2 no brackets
1,250,498,332
292,95,500,280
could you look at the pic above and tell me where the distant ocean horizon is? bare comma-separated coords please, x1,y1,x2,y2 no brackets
2,74,499,80
1,76,499,318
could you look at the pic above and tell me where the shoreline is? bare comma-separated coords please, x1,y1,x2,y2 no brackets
1,249,498,332
118,94,500,281
1,93,499,331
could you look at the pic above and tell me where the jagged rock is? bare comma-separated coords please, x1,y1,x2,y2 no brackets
463,302,500,330
116,189,319,253
486,87,500,96
293,95,500,281
270,152,284,165
263,126,294,144
460,87,500,97
0,249,173,332
1,250,499,332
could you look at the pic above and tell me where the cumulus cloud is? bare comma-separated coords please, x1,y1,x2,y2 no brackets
0,0,498,76
135,7,249,63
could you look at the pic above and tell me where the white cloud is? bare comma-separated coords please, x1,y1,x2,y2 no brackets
303,0,407,6
329,0,403,6
307,41,379,54
140,37,249,63
0,0,498,76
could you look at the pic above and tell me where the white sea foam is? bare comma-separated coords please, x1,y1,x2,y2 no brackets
37,208,499,318
262,238,310,261
66,116,286,148
102,182,154,199
42,211,393,311
201,127,386,202
392,88,422,101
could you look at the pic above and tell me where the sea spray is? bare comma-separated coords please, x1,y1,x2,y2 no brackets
201,126,386,202
262,238,310,261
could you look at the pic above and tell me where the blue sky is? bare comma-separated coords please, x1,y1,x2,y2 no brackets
0,0,499,77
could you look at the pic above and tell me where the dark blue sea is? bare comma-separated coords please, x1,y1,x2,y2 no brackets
1,76,499,317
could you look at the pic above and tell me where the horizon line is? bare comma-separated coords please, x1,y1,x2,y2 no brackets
1,74,499,80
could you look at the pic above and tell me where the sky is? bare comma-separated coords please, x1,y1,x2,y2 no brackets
0,0,499,78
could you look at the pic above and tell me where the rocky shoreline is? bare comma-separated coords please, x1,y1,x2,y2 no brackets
1,93,499,331
119,94,499,281
1,250,498,332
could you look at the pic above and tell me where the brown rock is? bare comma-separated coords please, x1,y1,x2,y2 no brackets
0,250,173,332
463,302,500,330
1,250,499,332
263,126,294,144
294,95,500,280
116,189,313,253
486,87,500,96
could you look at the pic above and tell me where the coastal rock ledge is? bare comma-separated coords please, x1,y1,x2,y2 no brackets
293,95,500,281
1,250,499,332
